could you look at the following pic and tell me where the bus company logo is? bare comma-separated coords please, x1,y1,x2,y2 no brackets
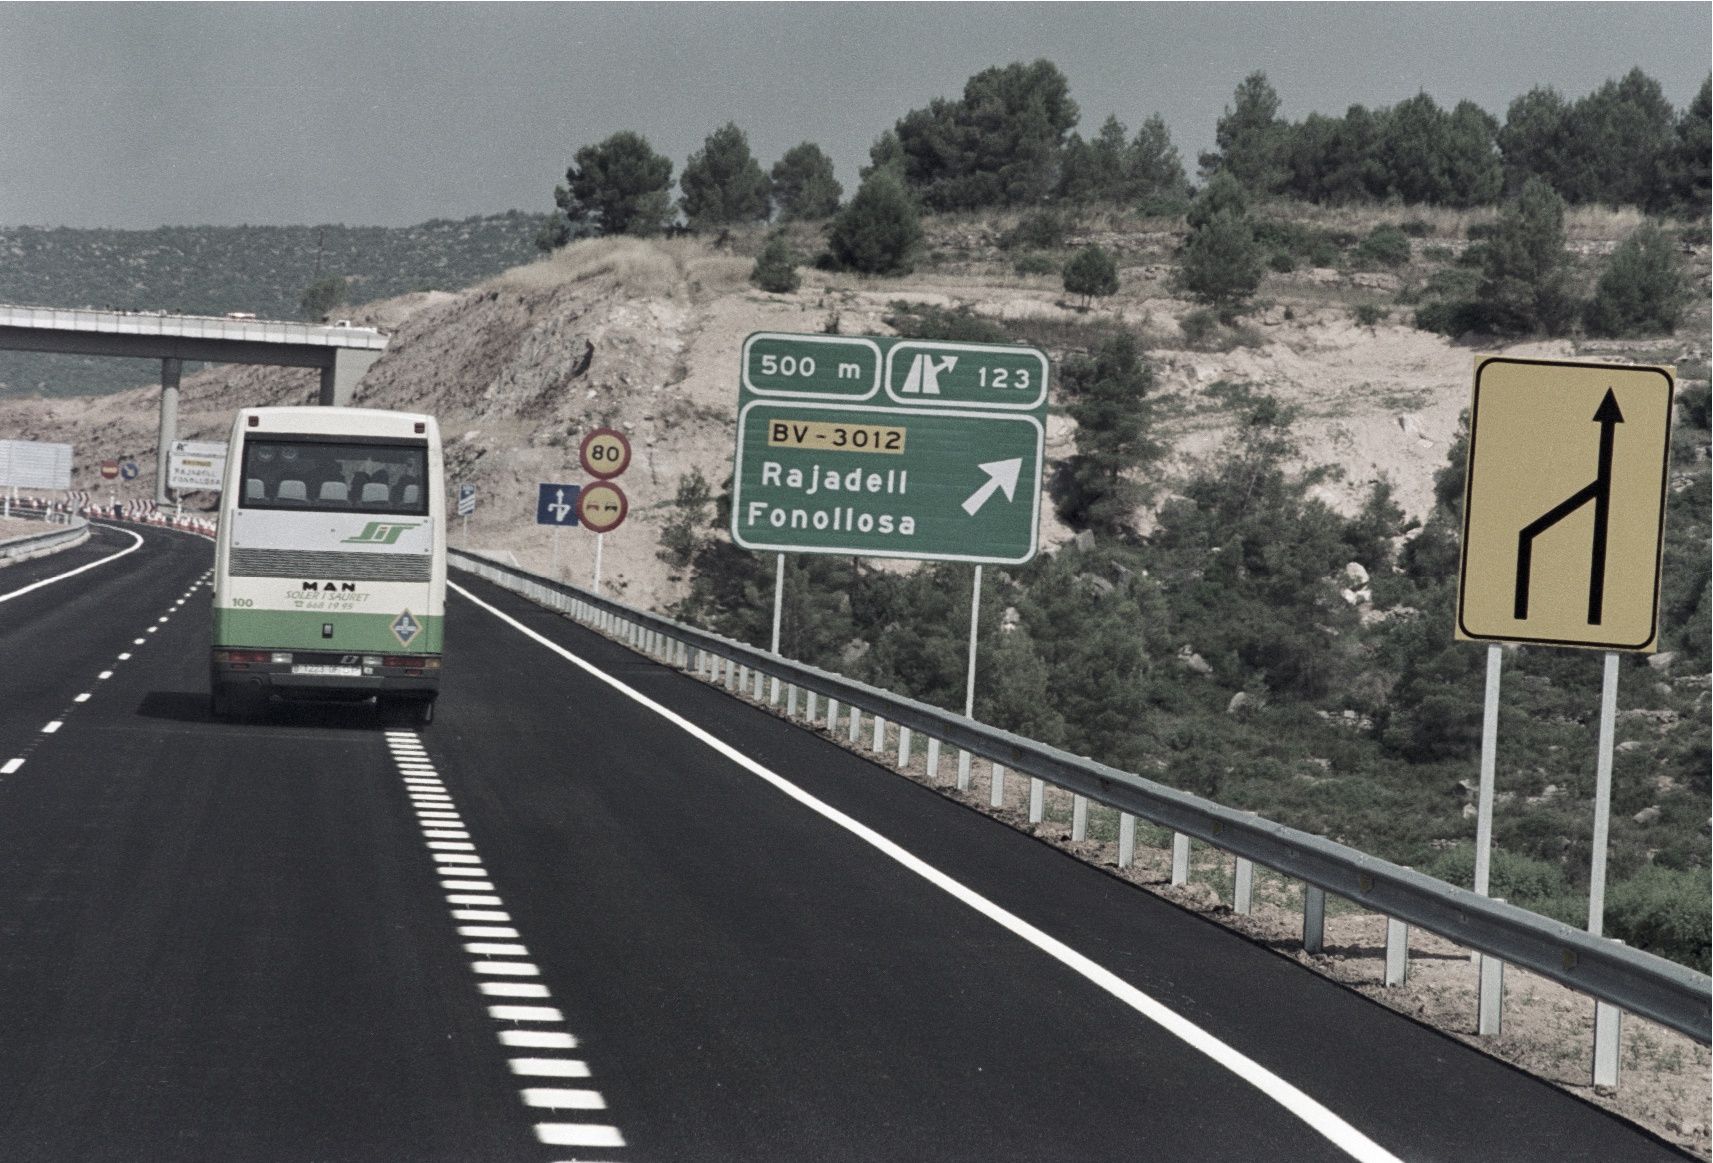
342,521,422,546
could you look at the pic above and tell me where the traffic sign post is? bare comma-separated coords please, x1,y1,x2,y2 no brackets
457,483,477,541
536,482,581,580
735,331,1052,775
1454,357,1676,1067
577,481,627,594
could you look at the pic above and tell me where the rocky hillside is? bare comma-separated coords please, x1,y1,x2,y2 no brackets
1,211,1705,617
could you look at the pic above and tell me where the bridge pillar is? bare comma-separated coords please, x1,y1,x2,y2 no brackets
155,358,181,504
319,347,382,406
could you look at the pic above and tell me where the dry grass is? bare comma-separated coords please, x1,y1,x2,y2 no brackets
484,235,750,299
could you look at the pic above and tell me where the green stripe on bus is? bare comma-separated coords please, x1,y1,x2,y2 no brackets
213,608,443,652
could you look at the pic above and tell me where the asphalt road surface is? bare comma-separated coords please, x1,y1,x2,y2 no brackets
0,523,1693,1161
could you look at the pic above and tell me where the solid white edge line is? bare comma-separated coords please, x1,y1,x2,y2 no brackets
452,578,1404,1163
0,526,145,605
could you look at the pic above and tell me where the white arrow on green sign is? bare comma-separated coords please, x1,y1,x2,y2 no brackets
732,332,1050,564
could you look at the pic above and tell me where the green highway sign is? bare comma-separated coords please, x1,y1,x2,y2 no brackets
733,332,1049,563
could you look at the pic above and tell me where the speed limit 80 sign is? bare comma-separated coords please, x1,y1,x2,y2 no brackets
579,428,631,480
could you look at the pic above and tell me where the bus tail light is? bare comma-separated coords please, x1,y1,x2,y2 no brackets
384,656,441,669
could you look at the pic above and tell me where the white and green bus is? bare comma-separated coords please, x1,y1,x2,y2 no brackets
210,406,446,724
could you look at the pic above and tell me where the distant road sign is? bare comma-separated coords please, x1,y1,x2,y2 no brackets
0,439,72,490
457,484,477,517
168,440,227,491
579,428,631,480
100,460,119,481
577,481,627,533
119,460,140,481
1457,357,1675,652
733,332,1049,564
536,482,581,526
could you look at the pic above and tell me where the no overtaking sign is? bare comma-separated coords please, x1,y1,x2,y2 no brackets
732,332,1049,565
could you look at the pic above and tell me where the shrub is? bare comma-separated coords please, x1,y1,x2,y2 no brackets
749,233,800,293
1354,303,1387,326
826,172,922,275
1583,222,1691,337
1000,209,1068,251
883,302,1011,345
1424,843,1569,902
1605,864,1712,971
1307,242,1340,267
1269,251,1296,273
1354,225,1412,268
1400,218,1434,238
1063,244,1120,306
1177,209,1263,309
1011,253,1058,276
1472,177,1577,336
1414,298,1483,336
1180,307,1220,346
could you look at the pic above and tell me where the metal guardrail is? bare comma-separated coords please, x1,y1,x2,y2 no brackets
450,549,1712,1046
0,514,88,561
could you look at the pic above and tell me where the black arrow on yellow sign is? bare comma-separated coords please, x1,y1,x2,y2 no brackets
1513,388,1623,624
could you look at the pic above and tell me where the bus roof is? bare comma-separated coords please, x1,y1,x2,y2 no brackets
235,406,437,439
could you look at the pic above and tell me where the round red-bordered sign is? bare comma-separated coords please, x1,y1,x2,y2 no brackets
577,480,628,533
579,427,631,480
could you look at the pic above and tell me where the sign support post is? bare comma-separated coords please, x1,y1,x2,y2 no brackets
1473,644,1503,898
769,553,786,703
552,526,561,579
1588,651,1620,936
958,564,983,790
593,533,604,595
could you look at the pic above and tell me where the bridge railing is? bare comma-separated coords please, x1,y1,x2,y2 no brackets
449,548,1712,1051
0,512,88,561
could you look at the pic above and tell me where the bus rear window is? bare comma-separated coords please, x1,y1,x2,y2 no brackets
239,438,429,515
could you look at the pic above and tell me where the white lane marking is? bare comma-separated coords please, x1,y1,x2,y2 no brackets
117,652,131,660
388,733,624,1152
531,1130,626,1157
510,1059,591,1078
1,759,22,775
146,626,157,633
0,527,144,605
474,961,541,976
157,616,169,623
74,693,90,703
98,671,112,680
42,721,61,734
133,638,145,645
489,1005,563,1022
481,982,549,997
522,1088,605,1110
455,579,1405,1163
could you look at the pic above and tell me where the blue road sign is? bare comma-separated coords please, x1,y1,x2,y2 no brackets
119,460,140,481
457,483,477,517
536,482,581,526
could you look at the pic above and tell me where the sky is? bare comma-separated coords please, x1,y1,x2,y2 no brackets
0,2,1706,230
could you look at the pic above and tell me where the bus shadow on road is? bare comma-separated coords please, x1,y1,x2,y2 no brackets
135,690,395,732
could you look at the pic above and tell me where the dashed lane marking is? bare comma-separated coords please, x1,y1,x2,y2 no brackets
1,759,22,775
41,721,61,734
453,579,1403,1163
384,730,625,1155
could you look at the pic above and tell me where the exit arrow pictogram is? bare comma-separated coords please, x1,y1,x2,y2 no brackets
1513,388,1623,624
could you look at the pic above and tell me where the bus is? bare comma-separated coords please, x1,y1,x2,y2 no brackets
209,406,446,724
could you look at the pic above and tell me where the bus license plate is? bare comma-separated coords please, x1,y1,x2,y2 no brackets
293,664,362,677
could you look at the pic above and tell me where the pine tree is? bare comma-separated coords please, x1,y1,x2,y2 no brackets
770,143,842,220
679,123,771,231
749,232,801,294
554,131,675,238
1062,245,1119,307
826,172,922,274
1474,177,1576,335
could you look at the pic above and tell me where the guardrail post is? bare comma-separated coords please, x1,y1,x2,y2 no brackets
805,691,818,722
770,677,781,706
848,706,862,744
1592,939,1624,1088
1028,778,1044,823
957,750,972,790
753,669,765,700
737,664,749,691
871,715,885,754
1233,855,1254,915
926,738,941,782
1384,918,1409,986
990,763,1005,808
825,698,838,731
1072,795,1088,842
1302,885,1326,953
786,684,799,718
897,727,912,768
1118,812,1135,868
724,660,737,691
1171,833,1191,886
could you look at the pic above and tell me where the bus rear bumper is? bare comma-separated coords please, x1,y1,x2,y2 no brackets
211,650,441,699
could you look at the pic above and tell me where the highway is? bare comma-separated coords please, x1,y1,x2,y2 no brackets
0,523,1693,1161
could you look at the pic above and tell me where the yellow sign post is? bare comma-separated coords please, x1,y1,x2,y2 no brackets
1457,356,1675,652
1454,356,1675,1068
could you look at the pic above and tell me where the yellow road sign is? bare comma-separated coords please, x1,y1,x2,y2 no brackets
1457,357,1674,651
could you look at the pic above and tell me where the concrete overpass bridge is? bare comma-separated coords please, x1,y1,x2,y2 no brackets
0,304,388,502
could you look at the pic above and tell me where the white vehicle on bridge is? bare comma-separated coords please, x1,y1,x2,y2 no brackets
209,406,446,723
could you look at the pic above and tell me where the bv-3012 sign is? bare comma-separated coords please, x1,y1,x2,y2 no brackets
732,332,1049,564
